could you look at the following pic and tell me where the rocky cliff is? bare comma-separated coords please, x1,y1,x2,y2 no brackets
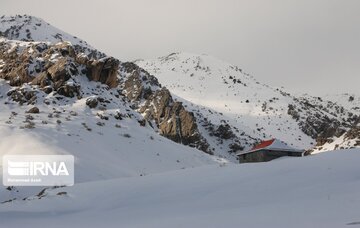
0,39,119,101
120,62,212,154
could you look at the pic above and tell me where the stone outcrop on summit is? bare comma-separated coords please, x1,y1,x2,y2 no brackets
0,40,119,99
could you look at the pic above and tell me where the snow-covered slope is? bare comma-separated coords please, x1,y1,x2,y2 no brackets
3,15,355,159
324,93,360,114
0,39,222,202
309,94,360,153
0,78,218,180
137,52,356,153
1,148,359,228
0,15,247,160
0,15,359,227
0,15,103,58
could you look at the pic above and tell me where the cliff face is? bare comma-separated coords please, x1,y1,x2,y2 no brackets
121,62,211,154
0,40,119,100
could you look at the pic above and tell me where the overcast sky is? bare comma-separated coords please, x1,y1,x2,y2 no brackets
1,0,359,95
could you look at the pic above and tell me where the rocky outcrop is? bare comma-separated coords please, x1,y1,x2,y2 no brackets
140,88,210,153
123,69,145,101
213,124,236,140
310,122,360,153
85,57,119,88
121,63,211,154
121,62,160,101
287,98,357,148
0,42,34,86
0,37,214,155
26,106,39,113
0,39,119,101
86,97,98,109
158,101,198,143
344,125,360,146
7,87,38,105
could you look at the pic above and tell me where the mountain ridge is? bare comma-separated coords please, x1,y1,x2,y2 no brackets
0,14,358,163
136,52,359,153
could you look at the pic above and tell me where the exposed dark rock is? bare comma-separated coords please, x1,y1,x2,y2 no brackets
122,66,211,153
157,101,200,146
344,126,360,141
288,98,357,149
288,104,300,121
213,124,235,140
86,57,119,88
47,58,76,89
86,97,98,109
0,40,119,102
32,72,52,87
138,119,146,127
229,143,244,153
123,70,144,101
26,106,39,114
7,88,37,105
121,62,160,102
57,84,80,98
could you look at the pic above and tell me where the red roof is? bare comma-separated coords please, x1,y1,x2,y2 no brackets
251,139,275,151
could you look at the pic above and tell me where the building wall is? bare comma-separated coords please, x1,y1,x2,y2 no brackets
238,150,302,163
239,150,266,163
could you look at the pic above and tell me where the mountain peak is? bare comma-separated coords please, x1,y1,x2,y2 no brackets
0,14,103,58
156,52,239,71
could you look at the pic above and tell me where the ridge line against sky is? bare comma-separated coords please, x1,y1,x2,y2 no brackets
1,0,359,96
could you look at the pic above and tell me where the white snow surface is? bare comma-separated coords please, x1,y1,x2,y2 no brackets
0,15,101,57
0,77,221,202
265,138,303,152
324,93,360,114
0,148,359,228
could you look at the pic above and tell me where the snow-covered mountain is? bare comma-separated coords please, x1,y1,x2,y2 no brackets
136,52,358,153
1,15,357,162
0,17,225,202
0,14,359,227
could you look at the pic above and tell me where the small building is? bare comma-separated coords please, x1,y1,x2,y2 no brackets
236,139,304,163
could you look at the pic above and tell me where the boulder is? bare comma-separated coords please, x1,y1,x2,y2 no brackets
57,84,80,98
86,97,98,109
26,107,39,114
